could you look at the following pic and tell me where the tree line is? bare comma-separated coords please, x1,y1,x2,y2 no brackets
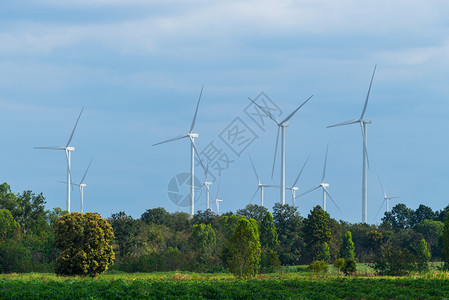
1,181,449,276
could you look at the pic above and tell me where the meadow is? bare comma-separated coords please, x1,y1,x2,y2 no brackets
2,266,449,299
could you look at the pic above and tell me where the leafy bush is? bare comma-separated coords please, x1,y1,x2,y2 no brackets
306,260,328,273
54,212,115,277
342,258,356,276
334,258,345,275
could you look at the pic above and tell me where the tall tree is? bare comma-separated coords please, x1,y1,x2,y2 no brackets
340,231,355,260
190,223,216,260
272,203,304,265
259,211,279,250
382,203,413,231
443,214,449,270
141,207,171,226
303,205,331,262
227,218,261,277
109,211,138,258
236,204,268,225
0,209,20,241
411,204,435,227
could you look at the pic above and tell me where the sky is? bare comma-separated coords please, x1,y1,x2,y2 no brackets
1,0,449,224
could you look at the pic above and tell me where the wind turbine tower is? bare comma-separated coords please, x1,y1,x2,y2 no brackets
248,154,278,207
153,87,205,217
249,95,313,206
35,107,84,213
327,65,376,223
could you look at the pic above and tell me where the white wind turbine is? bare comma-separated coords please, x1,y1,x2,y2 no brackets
196,163,212,211
153,87,205,217
213,181,223,215
286,156,310,206
327,65,376,223
35,107,84,213
73,158,93,213
248,154,278,207
373,175,400,221
249,95,313,206
296,145,341,212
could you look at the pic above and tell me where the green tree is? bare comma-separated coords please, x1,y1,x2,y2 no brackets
414,219,444,260
411,205,435,227
382,203,413,231
259,211,279,250
54,212,115,277
341,258,356,276
306,260,328,274
227,218,261,277
334,258,345,275
190,223,216,259
109,211,138,258
442,214,449,270
236,204,268,225
303,205,331,262
415,238,430,272
141,207,171,226
340,231,355,260
272,203,304,265
0,209,20,241
317,242,331,263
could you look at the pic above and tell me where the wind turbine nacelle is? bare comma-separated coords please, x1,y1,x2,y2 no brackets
80,183,87,187
322,183,329,188
204,182,212,186
189,133,199,138
66,146,75,151
363,119,372,124
281,122,289,127
291,187,299,191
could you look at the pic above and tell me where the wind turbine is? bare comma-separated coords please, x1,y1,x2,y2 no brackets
73,158,93,213
327,65,376,223
35,107,84,213
248,154,278,207
153,86,205,217
373,175,400,221
196,163,212,211
213,181,223,215
248,95,313,206
296,145,341,212
286,155,310,206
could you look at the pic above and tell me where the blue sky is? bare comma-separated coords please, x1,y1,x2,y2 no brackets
1,1,449,223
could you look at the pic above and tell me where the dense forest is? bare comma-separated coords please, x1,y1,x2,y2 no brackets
1,182,448,275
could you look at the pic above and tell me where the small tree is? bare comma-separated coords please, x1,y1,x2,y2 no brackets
306,260,328,274
341,258,356,276
227,218,261,277
416,238,431,273
340,231,355,260
317,242,331,263
54,212,115,277
334,258,345,276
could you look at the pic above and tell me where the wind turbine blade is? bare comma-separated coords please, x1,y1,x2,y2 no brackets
297,185,321,198
263,184,280,188
271,126,280,179
377,175,386,198
190,137,206,173
35,146,66,150
321,144,329,183
360,64,377,119
248,97,279,124
373,198,387,222
66,107,84,147
249,187,259,204
280,95,313,124
248,154,260,184
292,155,310,187
152,134,188,146
204,162,209,182
327,119,359,128
214,180,221,200
189,85,204,133
360,122,370,169
388,196,401,200
80,158,94,184
323,186,341,212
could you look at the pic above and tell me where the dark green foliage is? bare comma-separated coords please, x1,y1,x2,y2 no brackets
191,209,218,228
414,219,443,260
260,250,281,273
372,242,417,276
236,204,268,224
303,205,331,262
0,241,32,273
443,214,449,270
272,203,304,265
339,231,355,260
190,223,216,268
109,212,138,258
259,211,279,250
306,260,328,273
341,258,356,276
227,218,261,277
317,242,330,263
140,207,171,226
415,239,431,272
54,212,115,277
382,203,414,231
412,205,435,226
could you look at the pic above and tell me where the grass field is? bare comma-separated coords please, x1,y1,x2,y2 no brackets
2,265,449,299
